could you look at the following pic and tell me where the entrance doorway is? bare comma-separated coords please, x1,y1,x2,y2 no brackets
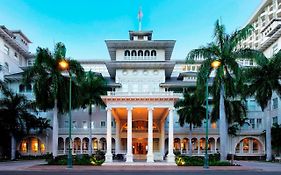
133,138,147,155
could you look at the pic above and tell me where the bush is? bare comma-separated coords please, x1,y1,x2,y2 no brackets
209,161,231,166
176,154,232,166
46,152,105,166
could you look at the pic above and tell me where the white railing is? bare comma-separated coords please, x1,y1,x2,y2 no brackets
262,19,281,37
58,128,110,134
107,91,182,97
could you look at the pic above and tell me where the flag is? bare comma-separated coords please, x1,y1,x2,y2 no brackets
138,7,143,22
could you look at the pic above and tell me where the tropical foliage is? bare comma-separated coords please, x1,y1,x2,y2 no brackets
0,81,51,159
242,50,281,160
187,20,254,160
175,91,206,156
272,124,281,157
80,71,107,154
23,42,84,157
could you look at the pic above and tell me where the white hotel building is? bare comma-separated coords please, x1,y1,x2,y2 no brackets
0,0,280,162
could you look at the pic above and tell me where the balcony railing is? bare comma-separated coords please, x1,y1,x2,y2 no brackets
58,127,110,135
107,91,182,97
262,19,281,37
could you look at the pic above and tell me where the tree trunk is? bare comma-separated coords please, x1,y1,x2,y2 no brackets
266,101,272,161
219,84,227,161
88,105,93,155
189,124,193,156
52,99,58,158
10,134,16,160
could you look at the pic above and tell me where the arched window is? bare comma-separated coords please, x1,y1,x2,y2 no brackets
26,84,32,92
4,62,9,72
124,50,130,56
19,84,25,92
151,50,157,57
131,50,137,56
138,50,143,56
144,50,150,57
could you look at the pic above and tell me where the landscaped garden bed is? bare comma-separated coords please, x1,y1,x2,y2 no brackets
176,154,233,166
46,151,105,166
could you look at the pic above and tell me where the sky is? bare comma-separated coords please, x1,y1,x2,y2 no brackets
1,0,262,61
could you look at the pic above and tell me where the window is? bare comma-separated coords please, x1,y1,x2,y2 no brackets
249,59,254,66
273,116,278,125
19,84,25,92
26,84,32,92
272,44,278,54
4,62,9,72
144,50,150,57
4,45,9,55
273,98,278,109
101,121,106,128
111,121,115,128
138,50,143,56
82,121,87,129
249,119,255,129
131,50,137,56
124,50,130,57
151,50,156,57
257,118,262,129
64,121,69,128
72,121,77,128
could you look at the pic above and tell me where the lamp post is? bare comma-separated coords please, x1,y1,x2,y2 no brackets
58,59,72,168
204,60,221,169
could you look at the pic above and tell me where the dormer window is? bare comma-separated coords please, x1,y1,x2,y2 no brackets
151,50,156,57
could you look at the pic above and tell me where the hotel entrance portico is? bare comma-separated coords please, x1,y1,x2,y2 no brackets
101,92,180,163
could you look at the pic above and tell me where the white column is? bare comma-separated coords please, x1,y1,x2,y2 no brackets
63,138,66,154
167,107,175,163
214,139,217,153
126,107,133,162
160,120,165,157
105,107,113,162
80,138,83,154
198,138,200,155
147,107,154,162
115,120,120,154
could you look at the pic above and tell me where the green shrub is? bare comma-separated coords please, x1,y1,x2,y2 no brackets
176,154,232,166
46,153,105,166
209,161,231,166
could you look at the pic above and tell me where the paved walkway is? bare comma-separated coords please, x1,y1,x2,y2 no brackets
0,160,280,172
236,161,281,172
0,160,46,171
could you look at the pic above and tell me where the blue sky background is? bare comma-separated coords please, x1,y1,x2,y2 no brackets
1,0,262,60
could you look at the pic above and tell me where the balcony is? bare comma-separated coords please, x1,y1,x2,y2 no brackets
106,91,182,97
58,127,109,135
262,19,281,37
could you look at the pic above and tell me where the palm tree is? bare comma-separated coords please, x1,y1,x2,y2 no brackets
81,71,106,155
187,20,254,160
243,50,281,161
0,81,37,160
174,91,206,156
23,42,84,157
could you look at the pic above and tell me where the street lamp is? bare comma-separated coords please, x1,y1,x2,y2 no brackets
58,59,72,168
204,60,221,169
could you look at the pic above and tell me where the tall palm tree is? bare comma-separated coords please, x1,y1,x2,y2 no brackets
81,71,106,155
187,20,254,160
174,91,206,156
0,81,37,160
243,50,281,161
23,42,84,157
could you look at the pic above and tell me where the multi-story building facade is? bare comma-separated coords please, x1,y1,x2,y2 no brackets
1,0,279,163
